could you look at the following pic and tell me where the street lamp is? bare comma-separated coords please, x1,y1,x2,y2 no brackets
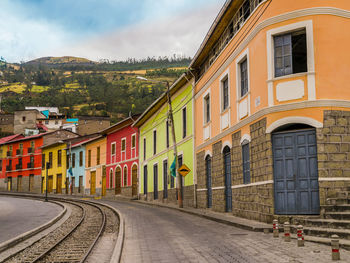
137,76,183,208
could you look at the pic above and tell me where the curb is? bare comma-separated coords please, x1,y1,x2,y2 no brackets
0,196,67,253
135,200,271,232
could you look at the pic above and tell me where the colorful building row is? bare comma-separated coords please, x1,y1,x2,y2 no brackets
2,0,350,225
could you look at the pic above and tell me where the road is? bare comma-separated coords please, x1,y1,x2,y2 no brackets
102,200,350,263
0,196,61,243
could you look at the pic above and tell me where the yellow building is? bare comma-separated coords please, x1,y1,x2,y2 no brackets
41,142,68,194
84,136,106,196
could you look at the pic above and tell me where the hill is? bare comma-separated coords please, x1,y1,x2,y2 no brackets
0,56,190,123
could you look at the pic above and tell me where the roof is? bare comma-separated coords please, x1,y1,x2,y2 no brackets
189,0,238,69
133,73,192,128
0,134,23,144
36,123,48,131
69,134,101,148
101,114,141,135
80,135,105,146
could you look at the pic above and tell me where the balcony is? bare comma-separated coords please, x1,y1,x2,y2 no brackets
15,163,22,170
16,149,23,156
7,151,12,157
27,147,34,154
27,162,34,169
6,165,11,171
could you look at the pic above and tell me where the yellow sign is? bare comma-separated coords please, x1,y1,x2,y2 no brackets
178,164,191,177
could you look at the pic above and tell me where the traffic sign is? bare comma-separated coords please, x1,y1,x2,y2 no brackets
178,164,191,177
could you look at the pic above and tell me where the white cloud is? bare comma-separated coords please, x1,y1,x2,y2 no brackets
0,13,72,63
52,3,222,62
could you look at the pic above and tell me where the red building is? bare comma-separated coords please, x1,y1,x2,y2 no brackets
102,116,139,197
0,130,78,193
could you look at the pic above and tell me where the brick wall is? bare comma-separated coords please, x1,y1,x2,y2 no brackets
317,110,350,205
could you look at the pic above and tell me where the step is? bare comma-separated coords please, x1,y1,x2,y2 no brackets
304,218,350,229
326,198,350,205
296,225,350,240
322,204,350,212
324,212,350,220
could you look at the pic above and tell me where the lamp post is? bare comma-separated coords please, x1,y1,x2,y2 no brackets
136,76,183,208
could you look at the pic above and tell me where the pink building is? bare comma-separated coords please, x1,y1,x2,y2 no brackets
102,116,139,197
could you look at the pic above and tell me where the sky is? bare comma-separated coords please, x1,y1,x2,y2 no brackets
0,0,225,63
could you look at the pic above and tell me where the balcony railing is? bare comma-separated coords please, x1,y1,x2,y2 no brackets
15,163,22,170
16,149,23,156
27,162,34,169
6,165,11,171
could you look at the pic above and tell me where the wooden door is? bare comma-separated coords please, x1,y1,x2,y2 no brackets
206,156,212,208
48,176,53,193
153,164,158,200
223,147,232,212
17,176,22,192
273,129,320,214
71,177,75,194
90,171,96,195
79,176,83,193
102,175,106,196
115,167,121,195
7,177,12,191
56,174,62,194
163,161,168,199
132,165,138,196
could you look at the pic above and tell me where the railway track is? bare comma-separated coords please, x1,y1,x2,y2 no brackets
2,197,119,263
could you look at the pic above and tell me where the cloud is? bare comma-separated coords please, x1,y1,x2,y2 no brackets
0,11,72,62
52,3,223,62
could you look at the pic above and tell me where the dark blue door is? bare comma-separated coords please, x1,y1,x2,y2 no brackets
143,165,147,195
223,147,232,212
206,156,212,208
273,129,320,215
163,160,168,199
153,164,158,200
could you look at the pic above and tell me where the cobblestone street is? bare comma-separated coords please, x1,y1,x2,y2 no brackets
102,200,350,263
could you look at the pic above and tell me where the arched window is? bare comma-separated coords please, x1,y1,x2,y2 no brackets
123,166,128,187
109,169,113,189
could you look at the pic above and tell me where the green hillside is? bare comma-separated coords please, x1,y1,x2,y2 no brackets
0,56,190,123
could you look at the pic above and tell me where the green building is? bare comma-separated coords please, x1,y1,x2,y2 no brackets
134,73,195,207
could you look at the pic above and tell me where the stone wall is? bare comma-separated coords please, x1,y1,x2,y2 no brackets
317,110,350,204
121,186,133,197
196,150,206,209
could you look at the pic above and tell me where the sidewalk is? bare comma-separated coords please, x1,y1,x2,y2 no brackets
135,199,272,232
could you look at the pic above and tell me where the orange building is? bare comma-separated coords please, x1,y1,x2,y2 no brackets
192,0,350,222
84,136,107,196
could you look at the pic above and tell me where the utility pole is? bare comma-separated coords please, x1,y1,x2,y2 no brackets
45,162,49,202
166,81,183,208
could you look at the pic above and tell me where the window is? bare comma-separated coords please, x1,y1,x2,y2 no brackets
30,141,35,150
42,153,45,168
72,153,76,168
222,77,229,111
121,139,126,152
240,59,248,97
274,29,307,77
45,120,49,125
123,166,128,186
132,134,136,149
96,147,100,165
88,150,91,167
22,116,26,122
49,152,53,168
166,120,169,148
66,154,70,167
242,143,250,184
182,107,187,138
30,156,34,165
143,138,146,160
153,130,157,155
57,150,62,167
19,143,23,154
111,143,116,155
79,151,83,167
55,120,58,125
204,94,210,124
